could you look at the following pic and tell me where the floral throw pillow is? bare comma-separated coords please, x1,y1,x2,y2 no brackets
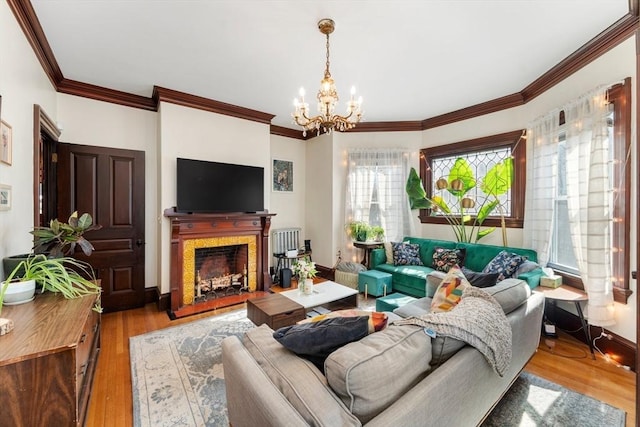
482,250,528,282
430,266,471,313
392,242,423,266
432,247,466,273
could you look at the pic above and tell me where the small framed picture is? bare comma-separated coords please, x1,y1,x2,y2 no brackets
1,120,12,166
272,159,293,192
0,184,11,211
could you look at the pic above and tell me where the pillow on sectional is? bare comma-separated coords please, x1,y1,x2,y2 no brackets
432,247,466,273
514,260,540,277
325,325,432,424
392,242,423,266
243,325,361,427
384,242,393,263
482,250,528,282
430,265,471,313
461,266,499,288
273,316,370,371
298,309,388,333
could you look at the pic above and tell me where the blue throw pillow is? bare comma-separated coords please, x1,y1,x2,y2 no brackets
482,250,528,282
392,242,423,266
432,247,466,272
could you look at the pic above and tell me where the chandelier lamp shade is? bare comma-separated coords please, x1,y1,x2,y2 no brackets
292,19,363,136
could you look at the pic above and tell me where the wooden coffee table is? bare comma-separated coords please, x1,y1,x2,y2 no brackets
246,281,358,329
246,293,306,330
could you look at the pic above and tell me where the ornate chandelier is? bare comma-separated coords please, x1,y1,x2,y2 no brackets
292,19,363,136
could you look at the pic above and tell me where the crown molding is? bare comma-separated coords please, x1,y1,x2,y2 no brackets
7,0,639,135
6,0,63,87
152,87,274,124
270,125,306,140
58,78,156,111
521,13,639,101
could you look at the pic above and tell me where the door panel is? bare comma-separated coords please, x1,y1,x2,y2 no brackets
57,143,145,312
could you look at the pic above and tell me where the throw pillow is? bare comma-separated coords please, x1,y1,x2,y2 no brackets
461,266,499,288
514,260,540,277
430,266,471,313
273,316,370,371
392,242,423,266
432,247,466,272
482,250,528,282
384,242,393,263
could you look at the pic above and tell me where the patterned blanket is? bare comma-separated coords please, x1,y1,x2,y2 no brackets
393,286,512,376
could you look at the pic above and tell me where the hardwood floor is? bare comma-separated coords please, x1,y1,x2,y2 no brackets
86,301,636,427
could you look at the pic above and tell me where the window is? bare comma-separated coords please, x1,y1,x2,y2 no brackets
419,130,526,228
549,81,631,303
345,149,413,243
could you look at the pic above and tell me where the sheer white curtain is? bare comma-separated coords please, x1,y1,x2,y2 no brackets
524,86,615,326
523,110,561,266
344,149,413,261
564,87,614,326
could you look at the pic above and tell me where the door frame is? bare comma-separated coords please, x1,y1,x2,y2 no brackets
33,105,61,228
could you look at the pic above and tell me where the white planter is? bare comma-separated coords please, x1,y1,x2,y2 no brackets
2,279,36,305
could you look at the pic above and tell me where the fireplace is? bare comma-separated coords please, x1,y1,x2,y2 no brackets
165,209,275,319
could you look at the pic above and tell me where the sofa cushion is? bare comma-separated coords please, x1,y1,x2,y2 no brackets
243,325,361,426
430,266,471,313
325,325,431,424
392,242,423,266
461,266,499,288
487,278,531,314
374,263,433,298
432,247,466,272
482,250,528,282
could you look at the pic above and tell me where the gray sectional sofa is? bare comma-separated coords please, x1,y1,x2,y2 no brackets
370,237,544,298
222,277,545,426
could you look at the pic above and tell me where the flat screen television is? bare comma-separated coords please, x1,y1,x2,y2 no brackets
176,158,264,213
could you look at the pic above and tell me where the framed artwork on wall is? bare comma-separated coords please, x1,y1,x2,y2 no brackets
272,159,293,192
0,184,11,211
1,120,12,166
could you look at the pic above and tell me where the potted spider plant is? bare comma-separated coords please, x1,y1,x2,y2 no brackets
0,254,102,315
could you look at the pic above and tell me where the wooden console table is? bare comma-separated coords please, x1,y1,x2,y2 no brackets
0,293,101,426
353,241,384,269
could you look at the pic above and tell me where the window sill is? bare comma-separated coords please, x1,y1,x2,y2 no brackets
553,270,632,304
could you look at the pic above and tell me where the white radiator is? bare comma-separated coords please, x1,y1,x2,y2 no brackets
272,227,302,269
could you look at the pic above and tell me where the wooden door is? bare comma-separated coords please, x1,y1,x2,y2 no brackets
57,143,145,312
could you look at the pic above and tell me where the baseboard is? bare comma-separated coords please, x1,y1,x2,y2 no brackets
545,304,635,371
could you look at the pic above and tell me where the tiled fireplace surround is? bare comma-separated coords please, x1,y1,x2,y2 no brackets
164,209,275,319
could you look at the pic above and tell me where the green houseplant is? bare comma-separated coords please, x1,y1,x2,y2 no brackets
0,254,102,316
3,211,101,280
31,211,102,257
369,225,385,242
348,221,371,242
406,156,513,245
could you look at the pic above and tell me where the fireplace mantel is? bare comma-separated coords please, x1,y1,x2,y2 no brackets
164,208,275,318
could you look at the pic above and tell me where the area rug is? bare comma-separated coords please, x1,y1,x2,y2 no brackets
482,371,626,427
131,309,626,427
130,309,254,427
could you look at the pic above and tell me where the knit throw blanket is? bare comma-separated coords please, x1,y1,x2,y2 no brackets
394,287,512,376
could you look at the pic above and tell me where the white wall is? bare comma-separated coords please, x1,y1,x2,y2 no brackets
56,94,159,287
0,1,58,274
269,135,306,231
157,102,271,294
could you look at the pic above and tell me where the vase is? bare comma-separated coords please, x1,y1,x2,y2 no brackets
301,278,314,295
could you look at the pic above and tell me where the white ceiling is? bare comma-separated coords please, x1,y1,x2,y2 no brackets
30,0,629,129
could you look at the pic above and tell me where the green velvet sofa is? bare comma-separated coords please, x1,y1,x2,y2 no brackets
370,237,543,298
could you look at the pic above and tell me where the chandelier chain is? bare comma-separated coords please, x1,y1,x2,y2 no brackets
325,33,331,78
